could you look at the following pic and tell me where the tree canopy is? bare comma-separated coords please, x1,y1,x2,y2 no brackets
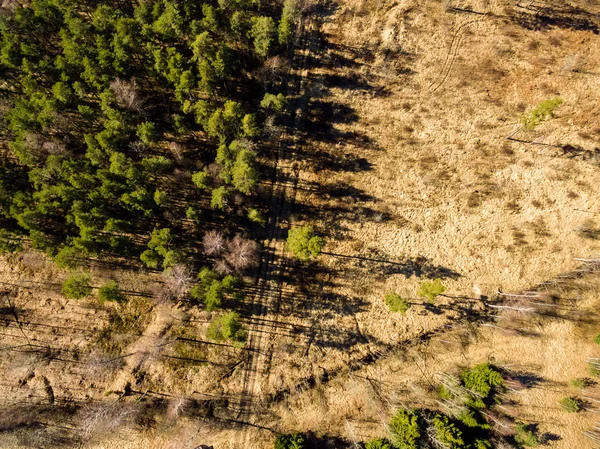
286,224,325,260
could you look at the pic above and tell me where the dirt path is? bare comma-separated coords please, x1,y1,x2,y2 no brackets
233,10,323,449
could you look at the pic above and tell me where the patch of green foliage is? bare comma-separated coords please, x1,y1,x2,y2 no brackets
460,363,504,408
369,364,510,449
570,378,593,389
385,293,411,314
515,422,538,447
274,433,306,449
559,396,582,413
97,280,124,305
206,311,246,348
364,438,393,449
432,414,464,449
248,208,266,226
286,224,325,260
417,278,445,304
521,97,563,130
278,0,298,45
594,333,600,345
388,409,422,449
62,272,93,299
190,267,240,312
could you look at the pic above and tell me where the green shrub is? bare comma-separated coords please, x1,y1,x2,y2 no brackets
248,208,266,226
570,378,592,389
274,433,306,449
385,293,411,314
514,422,538,447
365,438,392,449
62,272,93,299
388,409,421,449
54,245,86,269
261,92,287,112
206,312,246,347
417,279,445,304
98,281,124,305
191,170,209,190
559,396,582,413
204,280,223,312
136,121,158,144
432,414,464,448
594,334,600,345
521,97,563,130
472,439,491,449
286,224,324,260
460,363,503,405
589,362,600,376
140,249,160,268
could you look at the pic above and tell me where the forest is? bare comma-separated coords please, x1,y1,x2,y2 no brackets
0,0,301,349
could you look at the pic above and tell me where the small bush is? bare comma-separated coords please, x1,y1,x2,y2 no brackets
588,362,600,376
62,272,93,299
286,225,325,260
521,97,563,130
594,333,600,345
570,378,594,389
559,396,582,413
460,363,503,406
388,409,421,449
514,422,538,447
98,281,124,305
432,415,464,448
206,311,246,348
417,279,445,304
365,438,393,449
274,433,306,449
248,208,266,226
385,293,411,314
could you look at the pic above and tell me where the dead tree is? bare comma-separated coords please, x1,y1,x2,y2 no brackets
109,78,144,112
163,264,193,300
224,236,260,272
202,231,226,256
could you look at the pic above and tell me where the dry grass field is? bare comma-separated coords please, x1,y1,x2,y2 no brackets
2,0,600,448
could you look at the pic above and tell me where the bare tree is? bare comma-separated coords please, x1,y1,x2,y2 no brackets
264,115,282,140
213,258,232,275
83,349,126,379
109,78,144,111
203,231,226,256
163,264,193,300
78,400,141,440
169,142,185,162
166,397,192,421
224,236,260,271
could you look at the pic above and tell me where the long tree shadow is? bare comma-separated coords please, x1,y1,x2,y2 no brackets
511,3,599,33
321,251,462,279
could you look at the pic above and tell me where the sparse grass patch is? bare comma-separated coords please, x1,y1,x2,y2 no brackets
96,296,154,355
167,326,208,370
